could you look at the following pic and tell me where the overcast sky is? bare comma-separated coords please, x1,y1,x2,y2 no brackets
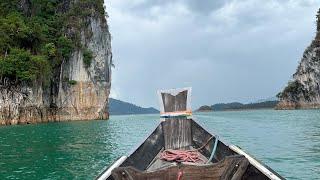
104,0,320,109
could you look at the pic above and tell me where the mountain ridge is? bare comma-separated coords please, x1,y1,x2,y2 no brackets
109,98,159,115
196,100,279,111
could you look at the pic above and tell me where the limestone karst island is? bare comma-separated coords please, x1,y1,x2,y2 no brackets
0,0,112,125
0,1,320,180
277,9,320,110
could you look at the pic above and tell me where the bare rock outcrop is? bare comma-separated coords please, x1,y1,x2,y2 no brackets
276,9,320,109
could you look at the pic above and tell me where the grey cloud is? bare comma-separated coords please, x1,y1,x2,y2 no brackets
105,0,320,108
127,0,231,17
184,0,231,14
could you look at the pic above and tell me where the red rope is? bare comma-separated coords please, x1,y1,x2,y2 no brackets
160,149,204,163
160,136,214,164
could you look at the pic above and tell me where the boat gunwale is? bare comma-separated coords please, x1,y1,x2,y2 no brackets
192,117,284,180
96,121,161,180
126,121,162,156
96,156,127,180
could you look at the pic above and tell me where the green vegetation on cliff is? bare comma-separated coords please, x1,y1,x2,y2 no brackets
83,49,93,68
0,0,105,85
0,48,50,84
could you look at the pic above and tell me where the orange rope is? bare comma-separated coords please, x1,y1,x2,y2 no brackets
160,149,204,163
160,136,214,163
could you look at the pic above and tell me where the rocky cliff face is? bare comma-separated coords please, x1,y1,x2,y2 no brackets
276,9,320,109
0,0,112,125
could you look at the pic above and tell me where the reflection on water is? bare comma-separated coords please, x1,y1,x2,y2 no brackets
0,110,319,179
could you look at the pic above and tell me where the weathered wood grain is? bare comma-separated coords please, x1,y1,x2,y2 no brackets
162,118,192,150
161,91,188,112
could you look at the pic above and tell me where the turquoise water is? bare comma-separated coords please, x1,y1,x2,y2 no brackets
0,110,319,179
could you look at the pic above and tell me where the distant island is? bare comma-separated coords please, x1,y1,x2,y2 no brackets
197,100,279,111
109,98,159,115
196,105,213,112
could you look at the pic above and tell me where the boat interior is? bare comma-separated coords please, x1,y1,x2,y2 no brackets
108,118,271,180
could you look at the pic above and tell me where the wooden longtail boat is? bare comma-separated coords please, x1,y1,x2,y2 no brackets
97,88,284,180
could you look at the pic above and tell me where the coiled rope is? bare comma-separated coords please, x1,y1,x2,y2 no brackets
160,136,218,163
160,149,203,163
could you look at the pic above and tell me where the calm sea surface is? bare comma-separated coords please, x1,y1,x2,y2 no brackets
0,110,319,179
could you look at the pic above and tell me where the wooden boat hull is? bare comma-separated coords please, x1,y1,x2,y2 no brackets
97,118,284,180
112,155,249,180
